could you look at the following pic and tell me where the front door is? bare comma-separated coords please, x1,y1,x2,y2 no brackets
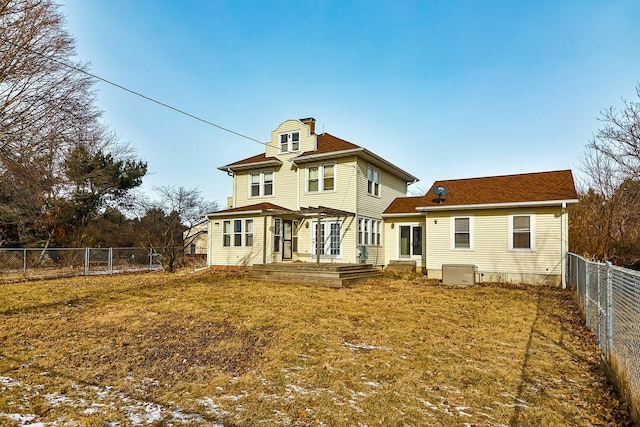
282,220,293,260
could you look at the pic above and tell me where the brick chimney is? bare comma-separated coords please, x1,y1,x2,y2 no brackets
300,117,316,134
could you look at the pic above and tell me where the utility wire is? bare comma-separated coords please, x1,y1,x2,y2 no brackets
0,36,267,146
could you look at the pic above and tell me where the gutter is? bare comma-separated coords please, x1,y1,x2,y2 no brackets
293,147,419,183
415,199,579,212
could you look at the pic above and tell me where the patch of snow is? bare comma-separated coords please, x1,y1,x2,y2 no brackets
343,342,390,351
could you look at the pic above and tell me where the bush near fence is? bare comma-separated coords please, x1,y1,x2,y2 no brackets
567,253,640,425
0,248,162,282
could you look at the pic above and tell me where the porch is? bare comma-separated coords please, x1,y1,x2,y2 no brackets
247,262,382,288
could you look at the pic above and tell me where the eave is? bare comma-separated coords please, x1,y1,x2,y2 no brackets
415,199,579,212
293,147,418,183
217,159,282,173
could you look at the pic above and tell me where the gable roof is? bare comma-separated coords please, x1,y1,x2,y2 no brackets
384,170,578,215
218,132,418,182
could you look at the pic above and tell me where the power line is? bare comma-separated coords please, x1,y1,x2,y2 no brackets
0,36,267,146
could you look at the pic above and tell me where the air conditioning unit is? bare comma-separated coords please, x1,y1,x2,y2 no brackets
442,264,476,286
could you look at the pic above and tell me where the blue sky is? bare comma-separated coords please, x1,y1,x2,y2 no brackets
62,0,640,205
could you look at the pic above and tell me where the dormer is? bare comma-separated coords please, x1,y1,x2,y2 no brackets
266,118,317,158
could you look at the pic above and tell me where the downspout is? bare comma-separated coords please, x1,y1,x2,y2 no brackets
561,202,567,289
226,168,236,208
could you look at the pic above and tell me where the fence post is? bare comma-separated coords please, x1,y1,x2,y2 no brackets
84,247,89,276
149,248,153,271
585,260,590,328
606,262,613,359
108,247,113,274
23,249,27,274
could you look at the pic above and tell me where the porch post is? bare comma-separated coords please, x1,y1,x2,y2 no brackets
262,214,268,264
316,211,321,266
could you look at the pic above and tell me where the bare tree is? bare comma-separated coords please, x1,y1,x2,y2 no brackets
0,0,146,247
572,85,640,267
137,187,217,272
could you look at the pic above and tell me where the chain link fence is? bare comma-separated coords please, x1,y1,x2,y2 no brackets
567,253,640,424
0,247,162,282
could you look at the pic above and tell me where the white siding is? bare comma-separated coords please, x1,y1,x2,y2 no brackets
424,206,565,284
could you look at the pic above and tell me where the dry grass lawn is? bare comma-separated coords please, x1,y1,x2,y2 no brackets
0,269,632,426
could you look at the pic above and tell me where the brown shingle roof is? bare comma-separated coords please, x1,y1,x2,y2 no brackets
384,170,578,214
208,202,292,216
220,153,281,169
220,133,361,170
302,133,361,155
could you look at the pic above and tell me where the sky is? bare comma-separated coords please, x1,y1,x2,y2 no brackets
61,0,640,205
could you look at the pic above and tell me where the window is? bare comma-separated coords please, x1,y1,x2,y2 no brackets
358,217,382,246
399,224,422,257
249,171,273,198
234,219,242,246
292,221,298,252
273,218,281,252
245,219,253,247
279,131,300,152
452,216,473,250
510,214,535,250
307,163,335,192
190,243,196,255
312,220,341,258
330,223,340,255
223,221,231,247
367,166,380,196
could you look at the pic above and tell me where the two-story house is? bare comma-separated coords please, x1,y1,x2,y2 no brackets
206,118,418,267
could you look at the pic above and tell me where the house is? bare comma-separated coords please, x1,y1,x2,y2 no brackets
206,118,418,267
183,221,208,256
382,170,578,286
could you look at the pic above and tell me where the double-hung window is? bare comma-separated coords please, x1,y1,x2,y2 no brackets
223,221,231,247
307,163,335,192
451,216,473,250
249,171,273,198
245,219,254,247
279,131,300,152
358,217,382,246
367,166,380,196
509,214,535,251
234,219,242,246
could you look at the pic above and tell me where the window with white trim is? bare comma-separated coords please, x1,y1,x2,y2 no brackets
273,218,281,253
451,216,473,250
399,224,422,256
249,171,273,198
312,220,341,258
367,166,380,196
223,221,231,247
245,219,254,247
234,219,242,246
279,131,300,152
358,217,382,246
509,214,535,251
307,163,335,193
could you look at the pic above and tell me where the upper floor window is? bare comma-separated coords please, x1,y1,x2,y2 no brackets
509,214,535,251
367,166,380,196
249,171,273,198
308,163,335,193
451,216,473,250
279,131,300,152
